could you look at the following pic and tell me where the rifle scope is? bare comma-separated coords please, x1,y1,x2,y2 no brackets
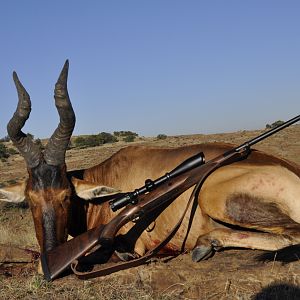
110,151,205,211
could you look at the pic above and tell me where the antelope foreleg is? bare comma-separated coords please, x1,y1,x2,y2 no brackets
192,228,297,262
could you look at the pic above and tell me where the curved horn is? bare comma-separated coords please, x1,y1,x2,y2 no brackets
44,60,76,166
7,72,41,168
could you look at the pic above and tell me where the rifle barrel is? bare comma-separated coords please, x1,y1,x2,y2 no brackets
236,114,300,151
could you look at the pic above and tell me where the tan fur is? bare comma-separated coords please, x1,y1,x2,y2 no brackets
71,177,120,200
200,164,300,225
0,182,26,203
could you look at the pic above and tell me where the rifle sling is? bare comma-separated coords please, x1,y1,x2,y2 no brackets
70,180,201,280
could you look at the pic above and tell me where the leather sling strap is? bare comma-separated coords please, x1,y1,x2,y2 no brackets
70,179,202,280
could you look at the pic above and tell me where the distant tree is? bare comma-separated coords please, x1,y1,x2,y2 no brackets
266,120,285,129
114,131,138,137
157,134,167,140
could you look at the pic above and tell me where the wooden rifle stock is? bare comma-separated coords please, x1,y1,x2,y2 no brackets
41,225,105,281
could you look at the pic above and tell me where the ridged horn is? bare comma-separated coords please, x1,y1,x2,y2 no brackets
7,72,41,168
44,60,76,166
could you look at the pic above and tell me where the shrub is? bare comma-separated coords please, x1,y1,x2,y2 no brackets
73,136,96,148
157,134,167,140
84,137,94,147
73,132,118,148
98,132,118,144
7,148,18,155
74,136,86,147
114,131,138,137
123,135,136,142
0,142,19,160
82,135,99,147
266,120,285,129
0,143,9,159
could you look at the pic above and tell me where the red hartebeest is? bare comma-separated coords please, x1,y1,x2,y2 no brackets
1,61,300,272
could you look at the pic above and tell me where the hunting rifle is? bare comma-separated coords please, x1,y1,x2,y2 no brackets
41,114,300,281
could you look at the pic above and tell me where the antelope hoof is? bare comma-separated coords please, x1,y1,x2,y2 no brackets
192,245,213,262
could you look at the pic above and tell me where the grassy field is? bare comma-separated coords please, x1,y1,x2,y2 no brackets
0,125,299,299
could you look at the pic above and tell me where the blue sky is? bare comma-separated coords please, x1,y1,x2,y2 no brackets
1,1,299,138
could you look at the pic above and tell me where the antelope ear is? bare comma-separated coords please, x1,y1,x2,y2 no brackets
71,177,121,200
0,181,26,203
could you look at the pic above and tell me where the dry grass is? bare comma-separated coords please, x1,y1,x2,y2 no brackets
2,251,299,299
0,274,174,300
0,206,37,249
0,126,300,299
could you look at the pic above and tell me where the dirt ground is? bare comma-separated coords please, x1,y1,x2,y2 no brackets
0,125,299,299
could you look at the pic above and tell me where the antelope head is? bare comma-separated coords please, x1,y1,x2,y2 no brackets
0,61,75,253
0,61,120,254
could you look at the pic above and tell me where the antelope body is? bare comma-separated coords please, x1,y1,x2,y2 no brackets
1,61,300,271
